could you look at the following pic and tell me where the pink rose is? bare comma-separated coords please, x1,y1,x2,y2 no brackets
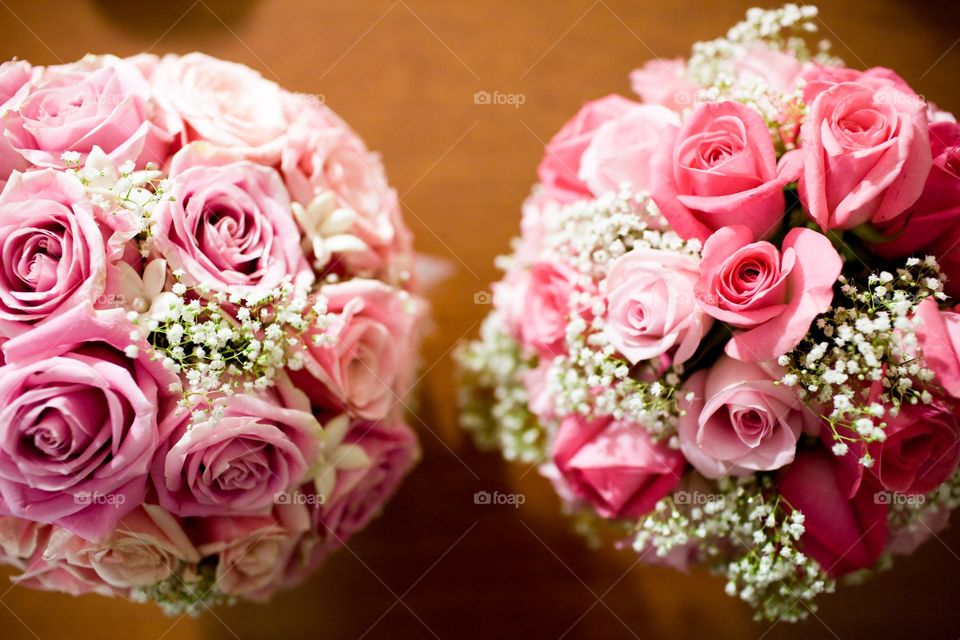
629,59,697,112
0,307,178,541
734,44,802,92
777,447,887,577
153,53,287,151
678,356,818,478
0,516,46,570
651,101,789,242
603,248,711,365
518,261,582,357
537,94,642,203
0,170,109,338
552,415,685,519
191,502,311,600
915,297,960,398
887,505,950,556
38,505,200,591
697,226,842,361
3,55,174,168
151,145,312,295
798,64,917,105
151,376,320,517
0,60,33,111
577,105,680,196
294,279,415,420
792,81,932,230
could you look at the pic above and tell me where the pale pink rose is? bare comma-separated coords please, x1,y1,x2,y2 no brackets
537,94,642,203
603,248,711,365
12,545,120,598
281,104,411,275
2,55,175,168
0,60,34,110
517,261,583,357
0,516,47,570
0,170,109,338
39,505,200,590
698,226,842,362
887,505,950,556
294,279,415,420
578,105,680,196
678,356,818,478
0,306,179,541
777,447,887,577
552,415,685,519
192,503,311,600
522,361,555,421
151,145,312,295
153,53,287,152
916,298,960,398
651,101,789,242
629,58,697,112
151,377,320,517
792,81,932,230
735,44,802,92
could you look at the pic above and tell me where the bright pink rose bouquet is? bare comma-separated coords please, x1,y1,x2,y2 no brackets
459,5,960,621
0,52,424,612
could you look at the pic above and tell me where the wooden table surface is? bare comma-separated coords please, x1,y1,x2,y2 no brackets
0,1,958,638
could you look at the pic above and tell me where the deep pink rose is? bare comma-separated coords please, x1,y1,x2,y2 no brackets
190,502,311,600
678,356,818,478
552,415,685,519
629,59,697,112
0,170,109,338
697,225,842,361
537,94,641,203
151,376,320,517
778,447,887,577
603,248,711,365
915,297,960,399
153,53,287,151
792,81,932,230
294,279,416,420
0,307,178,541
3,55,174,168
651,101,789,242
577,105,680,196
151,145,312,294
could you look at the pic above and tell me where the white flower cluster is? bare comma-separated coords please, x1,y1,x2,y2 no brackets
634,476,834,622
781,258,945,456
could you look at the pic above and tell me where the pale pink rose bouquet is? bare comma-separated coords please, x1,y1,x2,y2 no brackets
0,52,424,612
459,5,960,621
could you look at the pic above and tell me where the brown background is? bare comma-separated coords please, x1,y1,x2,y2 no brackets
0,1,959,638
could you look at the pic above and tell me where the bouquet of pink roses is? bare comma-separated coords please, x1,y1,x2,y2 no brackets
459,4,960,621
0,52,424,612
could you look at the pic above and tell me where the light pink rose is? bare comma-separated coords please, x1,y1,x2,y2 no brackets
651,101,789,242
777,447,887,577
281,104,412,276
0,307,179,541
151,145,312,295
697,226,842,362
0,170,109,338
294,279,415,420
578,105,680,196
537,94,642,203
629,59,697,112
153,53,287,151
552,415,685,519
0,516,47,570
151,377,320,517
517,261,583,357
191,502,311,600
915,298,960,398
522,361,555,421
678,356,818,478
791,81,932,230
38,505,200,591
3,55,175,168
603,248,711,365
0,60,34,111
735,44,802,92
12,544,120,598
